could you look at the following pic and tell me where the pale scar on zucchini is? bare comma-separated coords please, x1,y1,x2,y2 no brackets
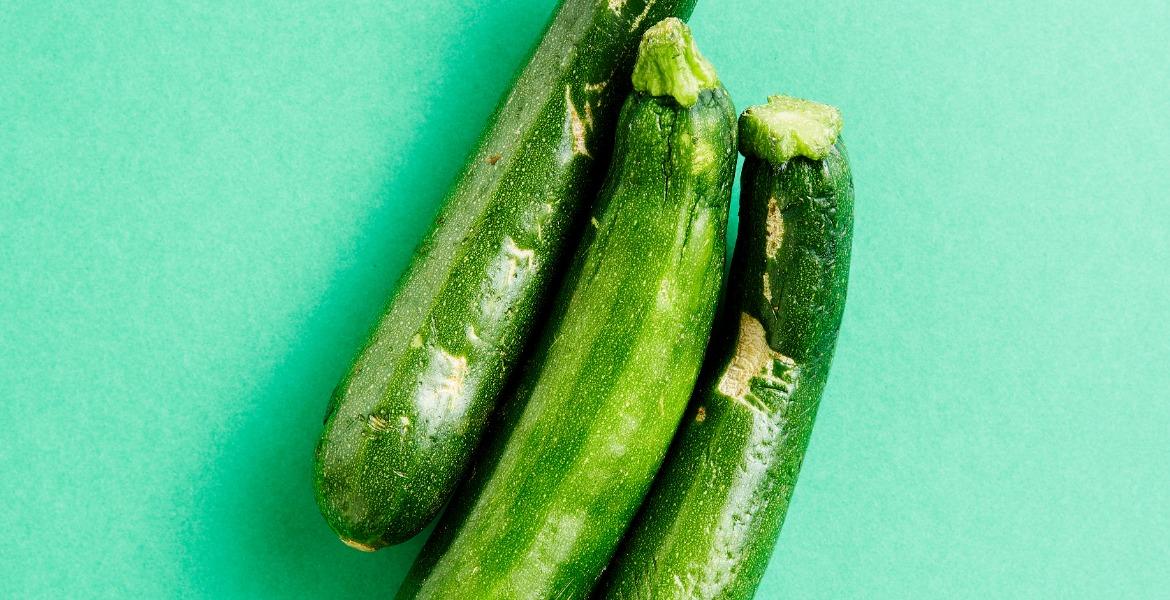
716,313,799,415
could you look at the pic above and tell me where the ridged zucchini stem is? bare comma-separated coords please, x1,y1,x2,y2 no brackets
631,18,718,107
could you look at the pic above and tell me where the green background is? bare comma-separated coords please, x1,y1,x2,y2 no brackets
2,0,1167,597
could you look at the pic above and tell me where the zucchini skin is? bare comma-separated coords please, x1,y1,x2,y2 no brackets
313,0,698,550
597,140,854,599
397,84,738,599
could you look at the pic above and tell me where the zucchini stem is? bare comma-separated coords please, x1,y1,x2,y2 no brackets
738,95,843,164
631,18,718,107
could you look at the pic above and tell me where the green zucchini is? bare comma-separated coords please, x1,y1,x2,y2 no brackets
313,0,699,551
597,95,854,599
396,19,736,598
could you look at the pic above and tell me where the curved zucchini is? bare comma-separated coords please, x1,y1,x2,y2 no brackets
314,0,699,550
397,19,736,598
597,95,854,599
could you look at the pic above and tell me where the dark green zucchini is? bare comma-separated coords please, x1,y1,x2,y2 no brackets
396,19,736,598
313,0,699,551
597,95,854,599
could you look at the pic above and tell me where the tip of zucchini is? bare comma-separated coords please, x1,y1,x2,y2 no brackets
340,537,378,552
631,18,718,108
738,95,843,164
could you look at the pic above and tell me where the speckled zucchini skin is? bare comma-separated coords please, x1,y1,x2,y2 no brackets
396,83,737,599
597,139,854,599
313,0,698,550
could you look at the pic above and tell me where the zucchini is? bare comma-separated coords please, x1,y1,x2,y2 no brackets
313,0,698,550
397,19,737,598
597,95,854,599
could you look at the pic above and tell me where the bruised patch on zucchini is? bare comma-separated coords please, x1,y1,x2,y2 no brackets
479,237,537,330
628,0,657,32
341,538,377,553
716,313,771,403
417,347,470,427
563,86,593,160
765,196,784,258
367,414,392,433
716,313,799,415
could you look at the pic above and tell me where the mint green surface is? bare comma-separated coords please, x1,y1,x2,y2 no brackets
1,1,1167,598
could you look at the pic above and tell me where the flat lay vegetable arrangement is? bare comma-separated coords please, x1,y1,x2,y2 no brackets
314,2,854,598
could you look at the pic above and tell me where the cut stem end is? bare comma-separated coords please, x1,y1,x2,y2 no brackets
739,95,843,164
